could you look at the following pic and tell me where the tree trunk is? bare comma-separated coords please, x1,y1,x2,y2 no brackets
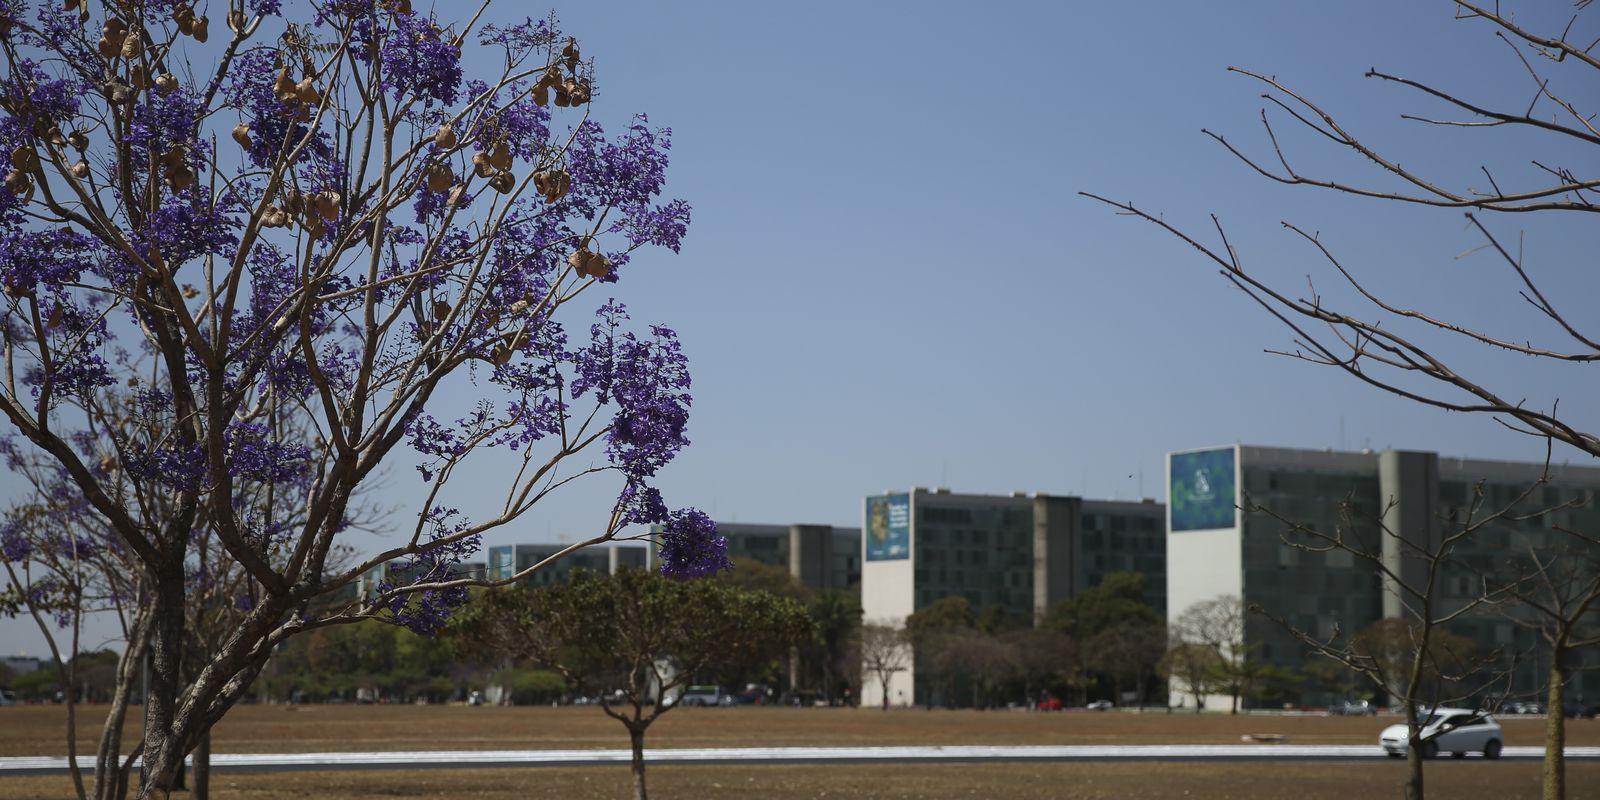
138,562,187,797
192,732,210,800
1545,654,1566,800
1404,705,1424,800
629,724,649,800
879,673,890,710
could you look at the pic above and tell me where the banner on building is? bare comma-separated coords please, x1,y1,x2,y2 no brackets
866,494,910,560
1170,447,1237,532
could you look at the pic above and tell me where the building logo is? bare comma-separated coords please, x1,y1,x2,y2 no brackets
1170,447,1237,532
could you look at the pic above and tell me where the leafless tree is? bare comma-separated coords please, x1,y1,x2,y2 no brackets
858,623,909,710
1085,4,1600,798
1172,595,1248,713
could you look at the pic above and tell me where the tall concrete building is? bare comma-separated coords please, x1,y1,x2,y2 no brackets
1166,445,1600,709
860,488,1166,708
484,542,649,586
715,522,862,592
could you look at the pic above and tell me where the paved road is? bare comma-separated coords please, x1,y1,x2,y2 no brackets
5,744,1600,775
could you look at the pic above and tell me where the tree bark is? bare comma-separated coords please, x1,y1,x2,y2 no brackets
192,732,211,800
138,559,187,797
628,724,649,800
1545,654,1566,800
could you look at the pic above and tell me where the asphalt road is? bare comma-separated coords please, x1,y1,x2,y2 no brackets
4,744,1600,775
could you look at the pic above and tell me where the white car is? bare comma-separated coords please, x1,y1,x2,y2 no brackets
1379,708,1503,759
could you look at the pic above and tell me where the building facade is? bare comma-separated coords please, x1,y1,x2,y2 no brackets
1166,445,1600,710
483,543,648,586
860,488,1166,708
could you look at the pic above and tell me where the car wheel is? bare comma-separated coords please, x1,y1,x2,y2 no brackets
1422,741,1439,760
1484,740,1502,760
1451,751,1465,759
1387,752,1404,759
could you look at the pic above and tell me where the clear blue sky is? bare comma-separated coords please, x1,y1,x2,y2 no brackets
8,1,1600,654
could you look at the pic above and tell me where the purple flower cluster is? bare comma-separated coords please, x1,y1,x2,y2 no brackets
616,480,667,525
657,508,731,579
380,506,478,635
477,16,558,51
225,422,311,483
573,302,691,481
0,228,95,297
381,11,463,107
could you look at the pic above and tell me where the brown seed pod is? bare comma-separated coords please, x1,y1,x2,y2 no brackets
45,128,65,147
488,170,514,194
105,80,133,104
552,85,570,108
491,346,510,366
569,79,591,105
120,32,142,59
47,304,63,328
70,160,90,179
166,165,195,191
173,3,195,33
447,184,468,206
103,16,127,35
3,171,29,195
67,130,88,151
566,248,591,274
531,83,549,107
509,299,530,315
162,146,186,168
434,123,456,150
260,206,288,228
391,0,413,14
425,162,452,192
191,15,208,42
232,122,252,150
294,78,319,105
290,103,311,123
155,73,178,93
532,171,548,195
98,36,119,58
432,300,450,322
561,37,578,62
274,68,295,101
130,65,150,90
488,142,511,171
586,253,611,279
181,284,200,299
471,152,494,178
63,0,79,10
10,145,36,170
303,215,325,238
227,9,246,34
313,192,340,220
282,188,303,214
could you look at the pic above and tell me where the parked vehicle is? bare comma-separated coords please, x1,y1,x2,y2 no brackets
1086,700,1114,711
677,685,728,707
1329,700,1376,716
1379,708,1502,759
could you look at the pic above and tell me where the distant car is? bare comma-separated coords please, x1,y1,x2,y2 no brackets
1037,697,1062,711
1380,708,1502,759
678,685,728,707
1086,700,1114,711
1329,700,1376,716
0,689,15,706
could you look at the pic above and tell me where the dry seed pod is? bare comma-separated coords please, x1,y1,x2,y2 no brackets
313,193,339,220
290,103,311,123
191,15,208,42
532,171,548,195
491,346,510,366
587,253,611,279
391,0,413,13
10,145,36,170
509,299,530,315
3,171,29,196
446,184,468,206
488,170,514,194
569,80,591,105
294,78,319,105
432,300,450,322
561,37,578,61
181,284,199,299
552,85,570,108
155,73,178,93
98,36,119,58
105,80,133,104
162,146,186,167
471,152,493,178
70,160,90,179
261,206,288,227
531,83,549,107
174,4,195,33
434,123,456,150
45,128,65,147
283,188,303,214
131,65,150,90
120,33,142,59
227,9,245,34
63,0,79,10
67,130,88,151
489,142,511,170
566,248,591,273
426,163,453,192
46,304,63,328
232,122,252,150
274,68,295,99
166,165,195,191
303,215,325,238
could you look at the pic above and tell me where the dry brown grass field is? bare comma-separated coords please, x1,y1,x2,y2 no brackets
5,706,1600,799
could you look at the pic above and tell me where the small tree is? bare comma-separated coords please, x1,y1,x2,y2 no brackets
452,568,813,800
858,622,909,710
1171,595,1249,713
1159,640,1221,714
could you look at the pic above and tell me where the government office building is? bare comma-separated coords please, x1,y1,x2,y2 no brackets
860,488,1167,708
1166,444,1600,710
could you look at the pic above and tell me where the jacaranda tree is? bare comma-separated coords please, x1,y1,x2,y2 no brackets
0,0,718,796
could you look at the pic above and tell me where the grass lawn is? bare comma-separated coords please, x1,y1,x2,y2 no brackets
5,706,1597,798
